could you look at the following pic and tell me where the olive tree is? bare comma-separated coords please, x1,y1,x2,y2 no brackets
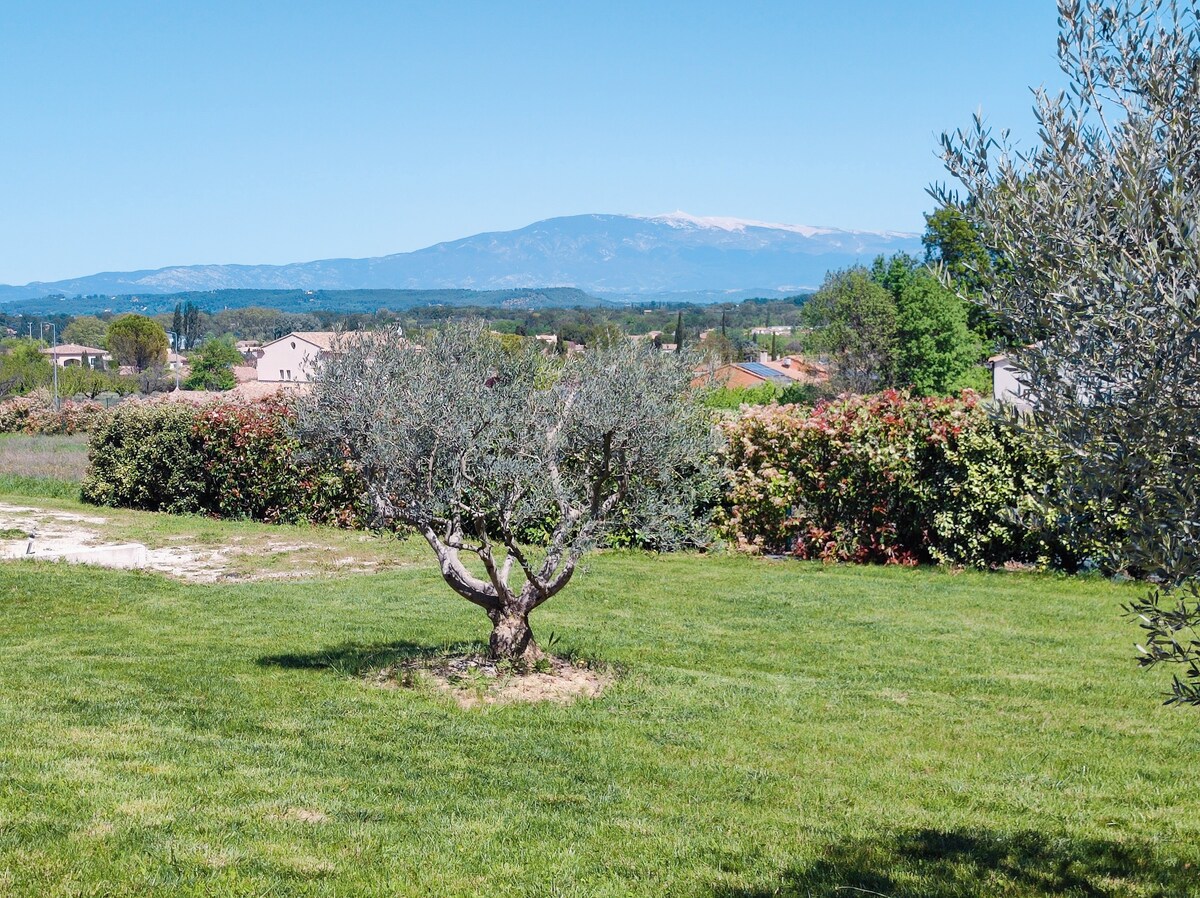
935,0,1200,702
297,325,716,662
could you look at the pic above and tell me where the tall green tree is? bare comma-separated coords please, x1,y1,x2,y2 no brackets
62,315,108,349
923,205,1002,342
107,315,169,371
183,336,241,391
673,311,684,352
870,254,979,396
870,252,921,300
182,302,203,350
936,0,1200,702
894,270,978,396
0,338,52,398
803,267,898,392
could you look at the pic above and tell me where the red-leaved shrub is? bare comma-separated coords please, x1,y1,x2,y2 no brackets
82,398,366,527
718,390,1056,566
0,395,110,435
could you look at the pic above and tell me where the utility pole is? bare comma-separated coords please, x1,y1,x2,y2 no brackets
167,331,181,391
41,323,59,409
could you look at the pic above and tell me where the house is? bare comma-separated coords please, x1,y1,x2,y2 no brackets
40,344,111,369
749,326,794,336
988,352,1033,409
235,340,263,361
692,354,829,389
257,332,340,383
758,354,829,386
692,362,787,389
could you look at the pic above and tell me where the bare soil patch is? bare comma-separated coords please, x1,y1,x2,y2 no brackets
0,502,405,583
373,653,612,708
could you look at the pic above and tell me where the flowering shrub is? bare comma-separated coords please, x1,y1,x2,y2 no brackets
718,390,1060,566
0,395,111,435
191,400,366,526
82,399,367,526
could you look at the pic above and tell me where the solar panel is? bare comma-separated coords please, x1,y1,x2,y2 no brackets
738,362,782,378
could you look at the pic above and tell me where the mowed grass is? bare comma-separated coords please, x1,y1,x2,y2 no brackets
1,497,1199,896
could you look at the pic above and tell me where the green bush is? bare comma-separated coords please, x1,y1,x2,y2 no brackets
81,399,366,526
718,390,1062,566
192,400,365,526
702,383,781,410
81,402,204,512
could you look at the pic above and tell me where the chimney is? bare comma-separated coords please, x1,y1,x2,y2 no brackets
758,351,769,364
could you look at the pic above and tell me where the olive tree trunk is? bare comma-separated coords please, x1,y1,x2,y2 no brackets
487,606,542,662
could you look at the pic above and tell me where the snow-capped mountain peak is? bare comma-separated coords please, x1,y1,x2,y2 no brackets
645,211,832,238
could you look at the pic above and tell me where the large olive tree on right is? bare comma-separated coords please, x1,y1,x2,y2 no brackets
935,0,1200,704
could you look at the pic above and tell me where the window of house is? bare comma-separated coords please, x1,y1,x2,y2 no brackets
286,369,292,380
280,369,285,380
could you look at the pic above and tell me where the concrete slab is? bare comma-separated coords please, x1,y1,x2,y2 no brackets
1,542,148,569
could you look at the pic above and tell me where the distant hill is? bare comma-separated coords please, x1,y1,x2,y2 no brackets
0,212,922,306
1,287,612,317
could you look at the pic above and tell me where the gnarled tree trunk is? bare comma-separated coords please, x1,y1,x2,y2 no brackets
488,605,542,662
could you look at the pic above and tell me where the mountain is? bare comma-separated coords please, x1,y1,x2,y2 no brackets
0,212,923,305
2,288,614,318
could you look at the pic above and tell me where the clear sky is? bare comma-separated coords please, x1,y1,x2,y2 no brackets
0,1,1063,285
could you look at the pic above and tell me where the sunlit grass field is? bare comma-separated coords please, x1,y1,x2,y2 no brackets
1,486,1198,896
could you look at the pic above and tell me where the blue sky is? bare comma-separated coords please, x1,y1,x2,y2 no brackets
0,1,1063,285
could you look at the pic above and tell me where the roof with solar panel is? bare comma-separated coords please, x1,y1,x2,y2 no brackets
736,362,792,382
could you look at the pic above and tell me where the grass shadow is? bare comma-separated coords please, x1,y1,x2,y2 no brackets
257,640,489,678
714,828,1196,897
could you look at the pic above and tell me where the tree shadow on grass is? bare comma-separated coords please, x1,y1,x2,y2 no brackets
714,828,1197,898
257,640,489,678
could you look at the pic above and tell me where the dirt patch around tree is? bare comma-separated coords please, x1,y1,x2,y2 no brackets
372,653,613,708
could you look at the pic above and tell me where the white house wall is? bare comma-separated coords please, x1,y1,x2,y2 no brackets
258,339,322,383
992,361,1031,408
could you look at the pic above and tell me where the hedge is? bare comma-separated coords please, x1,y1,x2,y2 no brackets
81,399,366,526
0,395,111,435
717,390,1064,567
80,389,1081,567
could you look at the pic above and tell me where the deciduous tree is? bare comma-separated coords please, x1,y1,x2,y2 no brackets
184,336,241,391
803,267,898,392
62,315,108,350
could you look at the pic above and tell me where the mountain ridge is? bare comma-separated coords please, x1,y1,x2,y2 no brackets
0,212,923,304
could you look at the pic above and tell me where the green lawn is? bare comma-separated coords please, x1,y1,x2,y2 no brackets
1,491,1198,896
